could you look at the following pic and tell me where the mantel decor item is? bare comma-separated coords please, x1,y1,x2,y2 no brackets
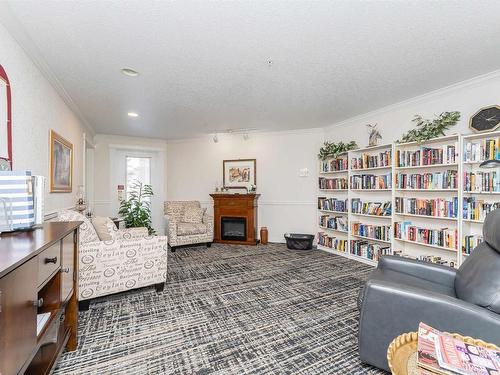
223,159,256,189
367,123,382,147
49,130,73,192
318,140,357,160
397,111,460,144
469,105,500,133
0,65,12,171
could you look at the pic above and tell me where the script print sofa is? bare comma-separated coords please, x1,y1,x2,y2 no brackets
57,210,168,308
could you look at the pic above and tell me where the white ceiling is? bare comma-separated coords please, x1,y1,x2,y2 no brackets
3,0,500,139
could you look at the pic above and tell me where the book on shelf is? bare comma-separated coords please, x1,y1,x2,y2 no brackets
320,158,348,173
351,198,391,216
462,197,500,221
464,136,500,162
317,232,348,252
318,177,348,190
395,197,458,218
396,143,457,167
317,197,348,212
351,222,391,241
393,250,456,268
394,221,458,250
462,234,483,255
463,171,500,192
395,170,458,190
350,240,391,261
319,215,348,231
351,150,391,170
350,173,391,189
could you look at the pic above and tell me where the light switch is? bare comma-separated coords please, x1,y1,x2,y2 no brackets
299,168,309,177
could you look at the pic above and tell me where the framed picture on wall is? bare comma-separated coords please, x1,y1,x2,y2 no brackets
50,130,73,192
223,159,256,189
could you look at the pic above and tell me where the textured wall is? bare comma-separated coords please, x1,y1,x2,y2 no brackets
0,22,90,215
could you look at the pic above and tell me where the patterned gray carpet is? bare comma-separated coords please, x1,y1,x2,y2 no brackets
54,243,386,374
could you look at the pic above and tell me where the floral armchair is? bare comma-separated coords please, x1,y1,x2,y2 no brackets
56,210,168,307
164,201,214,250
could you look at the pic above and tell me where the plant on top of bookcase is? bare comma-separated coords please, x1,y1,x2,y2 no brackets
318,140,358,160
397,111,461,144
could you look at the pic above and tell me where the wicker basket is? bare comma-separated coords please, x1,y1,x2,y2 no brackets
387,331,500,375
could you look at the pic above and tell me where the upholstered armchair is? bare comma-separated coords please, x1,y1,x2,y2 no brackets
357,209,500,371
56,210,168,308
164,201,214,251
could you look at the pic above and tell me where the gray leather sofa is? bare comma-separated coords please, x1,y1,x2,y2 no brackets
358,209,500,371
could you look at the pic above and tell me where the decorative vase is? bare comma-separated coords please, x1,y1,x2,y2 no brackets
260,227,268,245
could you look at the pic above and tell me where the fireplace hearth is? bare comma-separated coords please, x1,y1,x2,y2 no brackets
221,217,246,241
210,193,260,245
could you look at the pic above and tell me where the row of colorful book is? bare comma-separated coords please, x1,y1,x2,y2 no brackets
463,197,500,221
317,197,348,212
350,173,391,189
350,240,391,261
319,215,348,231
463,171,499,192
395,197,458,218
351,199,392,216
320,158,348,173
396,144,457,168
351,222,391,241
317,232,348,252
395,171,458,190
464,137,500,162
394,221,458,250
351,150,391,170
463,234,483,255
392,250,456,268
318,177,348,190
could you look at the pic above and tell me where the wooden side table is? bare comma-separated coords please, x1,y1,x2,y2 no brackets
110,217,125,229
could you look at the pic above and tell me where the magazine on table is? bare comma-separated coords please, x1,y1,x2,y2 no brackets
417,322,500,375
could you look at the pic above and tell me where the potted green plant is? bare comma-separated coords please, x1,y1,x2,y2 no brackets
118,180,155,235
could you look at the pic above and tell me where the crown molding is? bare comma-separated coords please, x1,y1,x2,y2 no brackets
0,3,96,138
325,68,500,131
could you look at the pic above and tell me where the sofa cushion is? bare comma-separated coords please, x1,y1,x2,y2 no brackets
91,216,117,241
182,207,205,224
58,210,99,243
177,222,207,236
455,242,500,314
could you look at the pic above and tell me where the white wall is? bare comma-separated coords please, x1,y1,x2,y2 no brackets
0,22,90,215
167,129,323,243
93,134,167,233
324,70,500,144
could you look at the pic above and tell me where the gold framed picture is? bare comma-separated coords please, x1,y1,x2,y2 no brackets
223,159,256,189
50,130,73,192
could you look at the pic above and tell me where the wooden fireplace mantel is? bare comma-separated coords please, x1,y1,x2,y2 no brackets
210,193,260,245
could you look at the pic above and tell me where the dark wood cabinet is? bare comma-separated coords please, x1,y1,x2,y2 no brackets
0,257,38,375
0,222,81,375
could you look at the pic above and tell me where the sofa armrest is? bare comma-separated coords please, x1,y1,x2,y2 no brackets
378,255,457,288
164,215,177,242
203,214,214,237
359,278,500,370
115,227,149,240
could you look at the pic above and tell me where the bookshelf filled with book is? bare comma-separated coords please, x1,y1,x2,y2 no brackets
461,130,500,258
316,133,500,268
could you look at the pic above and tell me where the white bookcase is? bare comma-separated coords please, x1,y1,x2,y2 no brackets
316,132,500,268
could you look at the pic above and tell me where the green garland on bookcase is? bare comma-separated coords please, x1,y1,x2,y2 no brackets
318,140,358,160
397,111,461,143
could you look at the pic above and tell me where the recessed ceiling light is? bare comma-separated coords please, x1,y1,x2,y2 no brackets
121,67,140,77
127,112,139,117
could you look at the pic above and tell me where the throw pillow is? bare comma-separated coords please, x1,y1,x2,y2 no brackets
182,207,206,224
92,216,117,241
